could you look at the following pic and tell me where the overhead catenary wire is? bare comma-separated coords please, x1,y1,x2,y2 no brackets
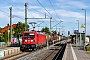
3,1,36,20
28,6,51,18
4,0,62,28
37,0,63,28
28,1,60,23
48,0,63,28
37,0,52,17
13,15,24,20
27,3,43,22
4,0,26,19
35,21,47,27
28,9,35,18
4,0,24,12
37,0,59,20
37,1,59,25
26,0,51,18
0,9,9,14
0,9,10,18
48,0,61,20
0,9,24,20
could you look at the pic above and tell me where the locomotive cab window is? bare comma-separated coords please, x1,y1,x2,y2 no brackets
24,33,35,38
29,34,35,38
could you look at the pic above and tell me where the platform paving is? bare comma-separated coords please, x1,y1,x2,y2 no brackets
64,43,90,60
66,44,74,60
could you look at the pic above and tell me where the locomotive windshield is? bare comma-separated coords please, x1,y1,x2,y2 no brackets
24,33,35,38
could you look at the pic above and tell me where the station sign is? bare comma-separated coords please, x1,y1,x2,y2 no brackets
74,30,78,34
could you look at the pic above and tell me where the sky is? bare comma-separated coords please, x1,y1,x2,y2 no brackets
0,0,90,36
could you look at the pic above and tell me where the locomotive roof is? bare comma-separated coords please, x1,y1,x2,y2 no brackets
23,30,46,35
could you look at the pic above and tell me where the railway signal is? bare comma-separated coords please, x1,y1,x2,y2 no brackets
68,31,70,35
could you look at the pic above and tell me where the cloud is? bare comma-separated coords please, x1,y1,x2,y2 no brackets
48,9,84,19
11,0,27,3
29,6,42,9
0,0,90,35
0,12,9,27
59,10,84,19
56,0,89,9
11,0,39,5
68,1,89,8
11,0,17,2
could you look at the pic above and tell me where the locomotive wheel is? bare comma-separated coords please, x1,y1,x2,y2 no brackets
22,50,24,52
37,46,40,49
36,47,39,50
21,49,24,52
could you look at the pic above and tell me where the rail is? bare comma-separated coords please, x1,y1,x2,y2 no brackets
53,43,67,60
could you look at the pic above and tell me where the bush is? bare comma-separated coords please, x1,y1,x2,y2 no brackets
86,46,90,51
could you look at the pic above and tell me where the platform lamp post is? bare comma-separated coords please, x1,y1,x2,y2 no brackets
82,8,86,50
76,20,79,33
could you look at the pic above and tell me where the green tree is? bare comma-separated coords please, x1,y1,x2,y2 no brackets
1,30,8,42
52,30,57,35
14,22,29,35
0,22,29,42
41,27,50,34
13,22,29,41
0,27,2,33
57,32,60,36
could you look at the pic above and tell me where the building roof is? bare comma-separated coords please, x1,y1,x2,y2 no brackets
1,24,17,33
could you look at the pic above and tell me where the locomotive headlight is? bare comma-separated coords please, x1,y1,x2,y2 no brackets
31,40,34,42
25,40,27,42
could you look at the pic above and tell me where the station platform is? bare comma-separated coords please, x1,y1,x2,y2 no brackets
0,47,20,58
62,43,90,60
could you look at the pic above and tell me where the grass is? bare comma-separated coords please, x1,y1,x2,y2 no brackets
87,51,90,54
85,46,90,54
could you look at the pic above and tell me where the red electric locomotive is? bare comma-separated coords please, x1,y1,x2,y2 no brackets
20,30,46,51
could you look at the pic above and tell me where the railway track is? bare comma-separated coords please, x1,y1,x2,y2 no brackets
27,43,63,60
0,45,50,60
0,41,66,60
40,43,67,60
41,46,61,60
53,43,67,60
